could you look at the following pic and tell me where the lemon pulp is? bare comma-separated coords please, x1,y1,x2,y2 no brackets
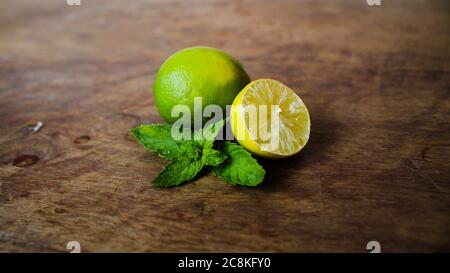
230,79,310,158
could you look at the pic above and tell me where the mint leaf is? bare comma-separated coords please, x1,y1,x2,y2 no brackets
202,148,227,166
213,141,265,186
152,141,226,187
194,119,226,149
130,124,181,159
153,156,204,187
143,120,227,187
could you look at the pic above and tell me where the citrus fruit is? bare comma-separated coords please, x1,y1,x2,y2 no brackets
153,46,251,124
230,79,310,159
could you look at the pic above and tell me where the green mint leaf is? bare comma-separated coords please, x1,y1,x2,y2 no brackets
152,156,204,187
130,124,181,159
213,141,265,186
202,148,227,166
194,119,226,149
153,142,225,187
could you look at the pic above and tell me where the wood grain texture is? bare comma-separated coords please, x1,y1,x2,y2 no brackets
0,0,449,252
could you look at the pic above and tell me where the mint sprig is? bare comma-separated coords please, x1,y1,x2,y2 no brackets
130,119,265,187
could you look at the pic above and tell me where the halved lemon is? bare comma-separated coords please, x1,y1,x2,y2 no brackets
230,79,310,159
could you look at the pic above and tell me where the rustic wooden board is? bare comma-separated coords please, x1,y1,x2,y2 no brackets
0,0,449,252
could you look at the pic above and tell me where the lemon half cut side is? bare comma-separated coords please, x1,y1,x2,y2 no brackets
230,79,310,159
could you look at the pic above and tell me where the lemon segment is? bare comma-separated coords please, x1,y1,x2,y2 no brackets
230,79,310,159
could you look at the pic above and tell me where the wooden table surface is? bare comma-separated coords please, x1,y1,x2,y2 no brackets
0,0,449,252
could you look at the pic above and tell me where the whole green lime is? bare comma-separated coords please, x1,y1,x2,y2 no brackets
153,46,251,124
